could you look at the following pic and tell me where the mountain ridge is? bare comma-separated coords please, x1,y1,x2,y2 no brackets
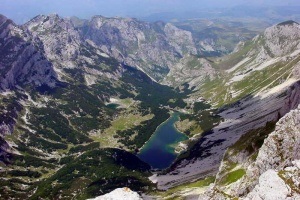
0,13,300,200
0,14,57,90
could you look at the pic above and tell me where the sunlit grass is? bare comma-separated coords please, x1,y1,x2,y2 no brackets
219,169,246,185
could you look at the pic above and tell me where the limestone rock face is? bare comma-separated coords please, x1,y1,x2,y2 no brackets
0,14,57,90
24,14,123,84
198,105,300,199
244,170,292,200
227,21,300,85
252,106,300,175
81,16,197,80
164,23,197,56
162,55,217,89
87,188,142,200
23,14,198,82
263,21,300,57
24,14,82,69
240,105,300,199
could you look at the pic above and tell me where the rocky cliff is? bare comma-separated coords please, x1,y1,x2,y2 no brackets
79,16,197,80
0,14,57,90
21,14,200,82
24,14,124,86
198,104,300,199
88,188,142,200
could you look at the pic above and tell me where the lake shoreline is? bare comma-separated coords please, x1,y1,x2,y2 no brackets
137,112,188,169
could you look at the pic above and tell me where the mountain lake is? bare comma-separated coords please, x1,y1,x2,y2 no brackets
137,112,188,169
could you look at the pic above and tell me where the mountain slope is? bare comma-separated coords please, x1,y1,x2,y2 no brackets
0,14,191,199
24,14,123,86
77,16,197,80
152,21,300,191
162,55,218,89
0,14,57,90
0,14,58,167
173,18,262,56
1,14,300,200
199,20,300,107
199,104,300,199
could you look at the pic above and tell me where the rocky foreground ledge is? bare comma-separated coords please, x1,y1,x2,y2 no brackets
87,187,142,200
199,104,300,200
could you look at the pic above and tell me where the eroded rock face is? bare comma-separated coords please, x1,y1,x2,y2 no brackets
164,23,197,56
87,188,142,200
23,14,198,83
263,21,300,57
24,14,123,84
199,105,300,200
252,106,300,175
0,14,57,90
241,105,300,198
244,169,292,200
81,16,197,80
24,14,82,68
162,55,217,89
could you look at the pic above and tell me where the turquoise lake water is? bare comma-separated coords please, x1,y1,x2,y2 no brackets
137,112,188,169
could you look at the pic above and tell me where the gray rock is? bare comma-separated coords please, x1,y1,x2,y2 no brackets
80,16,197,80
0,14,57,90
244,170,292,200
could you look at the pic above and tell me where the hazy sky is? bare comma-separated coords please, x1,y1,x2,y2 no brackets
1,0,300,24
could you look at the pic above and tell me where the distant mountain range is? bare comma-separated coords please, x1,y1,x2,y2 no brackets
142,6,300,23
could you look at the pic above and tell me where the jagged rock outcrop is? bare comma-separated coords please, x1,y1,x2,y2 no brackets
24,14,123,85
241,105,300,199
198,103,300,200
250,107,300,176
0,14,57,90
87,188,142,200
24,14,82,68
24,14,196,86
244,169,296,200
263,21,300,57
